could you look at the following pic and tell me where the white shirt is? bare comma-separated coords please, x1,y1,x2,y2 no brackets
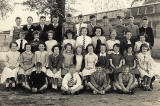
106,39,120,50
63,39,76,48
62,72,82,90
45,40,58,54
76,23,87,36
76,35,92,49
16,39,28,50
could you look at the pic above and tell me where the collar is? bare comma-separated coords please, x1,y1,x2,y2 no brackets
36,71,42,74
100,53,106,56
113,52,119,55
89,53,94,55
25,51,32,54
53,23,58,27
34,39,39,41
127,53,132,56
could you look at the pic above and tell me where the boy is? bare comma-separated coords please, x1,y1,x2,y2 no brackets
16,31,28,53
23,16,36,42
36,16,49,42
88,63,111,94
75,14,87,37
10,17,23,42
139,16,154,48
113,65,136,94
87,15,97,37
48,15,63,44
24,62,48,93
61,65,83,95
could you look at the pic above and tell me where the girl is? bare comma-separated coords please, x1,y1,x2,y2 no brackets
47,45,63,89
62,29,76,48
82,44,98,83
92,27,106,54
34,42,48,73
1,42,20,89
106,29,120,54
109,44,123,82
18,43,35,86
73,46,85,73
61,43,74,78
45,30,58,55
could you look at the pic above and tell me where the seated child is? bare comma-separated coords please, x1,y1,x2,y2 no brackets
16,31,28,53
24,62,48,93
88,63,111,94
61,65,83,95
1,42,20,90
47,45,63,89
113,65,137,94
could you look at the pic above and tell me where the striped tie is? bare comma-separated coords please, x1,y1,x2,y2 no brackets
83,36,85,49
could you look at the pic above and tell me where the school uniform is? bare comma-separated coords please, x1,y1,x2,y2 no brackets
48,23,63,43
87,23,97,37
73,55,85,72
75,23,87,36
139,26,154,47
92,36,106,54
126,24,139,42
45,40,58,54
1,51,20,83
35,24,49,42
16,39,28,53
30,39,43,53
10,25,23,42
23,24,36,42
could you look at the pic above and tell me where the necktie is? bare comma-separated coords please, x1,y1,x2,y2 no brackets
83,36,85,49
79,23,82,32
20,40,23,53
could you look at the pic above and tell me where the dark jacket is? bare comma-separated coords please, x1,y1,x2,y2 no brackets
23,25,36,42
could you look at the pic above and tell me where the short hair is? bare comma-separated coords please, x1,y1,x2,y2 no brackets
100,43,106,48
53,15,59,18
35,62,42,67
32,30,40,35
51,45,61,53
90,15,96,19
19,31,26,36
66,13,72,17
140,43,149,52
64,43,73,50
79,27,89,36
38,42,47,51
142,16,148,20
128,16,134,19
9,42,18,48
40,16,46,19
93,26,104,36
103,16,108,19
15,17,21,20
65,29,74,39
86,44,94,53
113,43,120,48
125,30,131,35
126,44,133,52
24,43,32,51
47,30,54,35
78,14,83,18
27,16,33,20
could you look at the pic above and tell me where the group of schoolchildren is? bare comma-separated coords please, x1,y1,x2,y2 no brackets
1,13,160,95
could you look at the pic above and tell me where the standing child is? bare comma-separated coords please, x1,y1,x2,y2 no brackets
45,30,58,54
61,43,74,78
92,27,106,54
16,31,28,53
47,45,63,89
24,62,48,93
113,65,137,94
34,43,48,73
18,43,35,87
1,42,20,89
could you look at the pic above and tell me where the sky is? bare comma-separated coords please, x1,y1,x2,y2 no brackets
0,0,143,31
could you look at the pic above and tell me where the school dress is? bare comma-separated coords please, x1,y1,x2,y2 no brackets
45,40,58,55
62,72,82,91
92,36,106,54
47,53,63,78
1,51,20,83
123,53,139,75
62,51,74,76
82,53,98,76
18,51,35,75
63,39,76,48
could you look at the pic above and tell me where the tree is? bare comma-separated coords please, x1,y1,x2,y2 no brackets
23,0,66,23
0,0,13,19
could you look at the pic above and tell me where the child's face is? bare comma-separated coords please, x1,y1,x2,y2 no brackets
103,18,109,24
77,47,82,55
34,34,39,39
48,33,53,40
129,18,134,24
66,17,72,22
127,47,132,54
54,47,59,54
78,18,83,23
15,19,22,25
39,44,45,51
26,45,31,52
123,67,129,74
110,31,116,39
11,43,18,51
88,46,94,53
140,36,145,42
126,32,131,40
27,18,33,24
81,28,87,36
52,17,59,24
100,45,106,53
67,33,73,39
142,20,148,27
113,46,119,53
19,33,25,39
142,47,148,53
40,18,46,24
95,28,101,36
90,18,96,24
36,66,42,72
66,45,72,52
